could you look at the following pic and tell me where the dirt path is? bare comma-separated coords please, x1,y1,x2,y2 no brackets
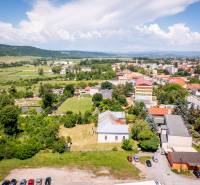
5,167,135,185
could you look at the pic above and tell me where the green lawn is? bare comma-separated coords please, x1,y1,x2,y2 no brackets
56,97,93,114
0,151,140,181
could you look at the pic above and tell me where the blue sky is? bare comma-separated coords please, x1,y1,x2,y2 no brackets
0,0,200,51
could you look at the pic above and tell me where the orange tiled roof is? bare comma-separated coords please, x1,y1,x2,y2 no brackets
168,77,186,86
187,84,200,90
148,107,173,116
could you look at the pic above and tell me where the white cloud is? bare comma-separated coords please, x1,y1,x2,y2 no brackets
136,23,200,45
0,0,199,50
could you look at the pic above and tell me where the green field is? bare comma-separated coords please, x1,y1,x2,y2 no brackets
56,97,93,114
0,151,140,181
0,56,39,63
0,65,59,83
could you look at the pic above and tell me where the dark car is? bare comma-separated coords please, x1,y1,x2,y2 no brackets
1,180,10,185
193,170,200,178
127,155,133,162
45,177,51,185
146,160,152,167
36,178,42,185
28,179,34,185
20,179,27,185
10,179,17,185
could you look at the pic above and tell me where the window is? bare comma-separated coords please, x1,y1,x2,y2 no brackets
105,135,107,140
123,136,126,140
115,136,118,141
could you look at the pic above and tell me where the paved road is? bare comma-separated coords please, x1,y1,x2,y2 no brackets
133,152,200,185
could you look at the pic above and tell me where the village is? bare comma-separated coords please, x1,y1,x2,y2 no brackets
0,57,200,185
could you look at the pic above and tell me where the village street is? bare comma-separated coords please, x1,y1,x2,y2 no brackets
133,152,200,185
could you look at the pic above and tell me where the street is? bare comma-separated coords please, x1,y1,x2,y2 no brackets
133,152,200,185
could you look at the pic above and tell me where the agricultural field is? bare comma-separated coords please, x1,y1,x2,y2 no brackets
0,151,140,181
0,56,39,63
56,97,93,114
59,124,122,151
0,65,58,83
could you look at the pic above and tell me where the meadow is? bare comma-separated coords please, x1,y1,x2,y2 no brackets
56,96,93,114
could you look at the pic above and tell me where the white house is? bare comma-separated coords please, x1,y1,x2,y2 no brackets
89,86,100,95
97,111,129,143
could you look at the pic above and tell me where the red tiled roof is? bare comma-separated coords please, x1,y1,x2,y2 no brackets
168,77,186,86
85,86,91,91
136,78,152,86
148,107,173,116
187,84,200,90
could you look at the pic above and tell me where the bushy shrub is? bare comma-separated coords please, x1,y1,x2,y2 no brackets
15,142,40,160
139,135,160,152
52,138,66,153
121,139,132,151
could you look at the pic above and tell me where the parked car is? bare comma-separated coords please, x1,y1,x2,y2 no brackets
20,179,27,185
152,155,158,162
10,179,17,185
45,177,51,185
1,180,10,185
146,160,152,167
133,155,139,162
36,178,42,185
127,155,132,162
161,149,165,155
28,179,34,185
193,170,200,178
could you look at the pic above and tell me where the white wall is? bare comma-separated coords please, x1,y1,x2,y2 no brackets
168,135,192,148
90,89,100,95
97,133,129,143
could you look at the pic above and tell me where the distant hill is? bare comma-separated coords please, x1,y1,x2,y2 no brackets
0,44,113,58
0,44,200,58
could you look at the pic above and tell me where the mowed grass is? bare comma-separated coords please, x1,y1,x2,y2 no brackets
56,97,93,114
59,124,122,151
0,151,140,181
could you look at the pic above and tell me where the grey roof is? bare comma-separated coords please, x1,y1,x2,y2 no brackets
97,111,129,134
165,115,190,137
169,152,200,166
100,89,113,99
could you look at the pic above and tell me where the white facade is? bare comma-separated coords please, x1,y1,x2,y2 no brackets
98,133,129,143
90,88,100,95
168,135,192,148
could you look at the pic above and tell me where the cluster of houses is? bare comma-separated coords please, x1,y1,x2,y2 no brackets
96,61,200,171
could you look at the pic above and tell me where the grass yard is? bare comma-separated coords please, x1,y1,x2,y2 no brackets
56,97,93,114
0,151,140,181
59,124,122,151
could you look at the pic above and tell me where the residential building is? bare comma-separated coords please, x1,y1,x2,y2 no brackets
97,111,129,143
167,152,200,170
89,86,100,95
81,66,92,72
135,78,153,101
148,107,173,125
187,84,200,96
187,95,200,109
165,65,178,74
100,89,113,99
168,77,187,88
161,115,194,153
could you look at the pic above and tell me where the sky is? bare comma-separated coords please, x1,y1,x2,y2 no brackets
0,0,200,52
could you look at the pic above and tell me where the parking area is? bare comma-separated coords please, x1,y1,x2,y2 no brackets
133,152,200,185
